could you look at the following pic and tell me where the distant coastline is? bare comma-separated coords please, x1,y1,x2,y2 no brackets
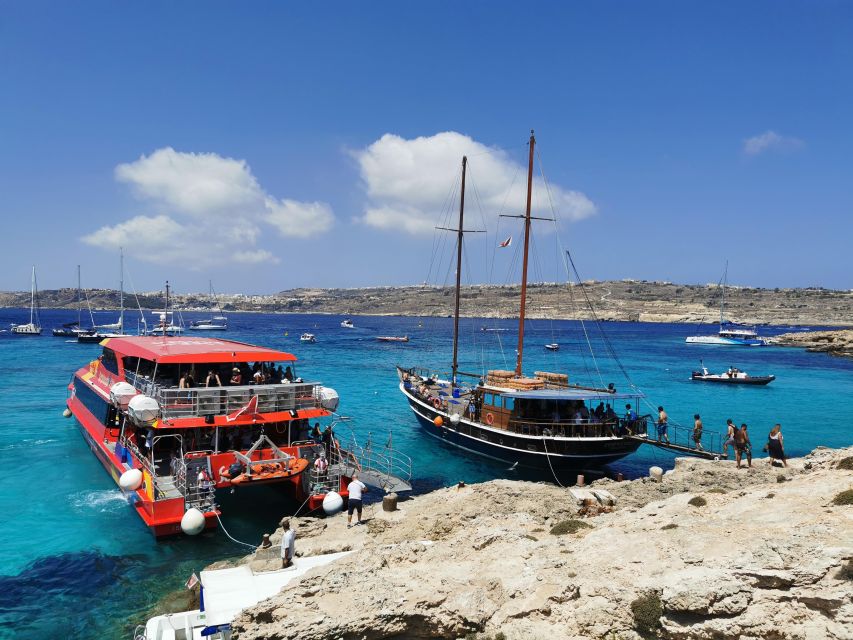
1,280,851,327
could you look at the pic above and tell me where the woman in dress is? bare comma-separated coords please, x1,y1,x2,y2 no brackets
767,424,787,467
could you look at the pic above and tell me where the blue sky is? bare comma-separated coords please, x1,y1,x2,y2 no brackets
1,1,851,294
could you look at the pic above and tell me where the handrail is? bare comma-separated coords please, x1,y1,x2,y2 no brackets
124,371,323,419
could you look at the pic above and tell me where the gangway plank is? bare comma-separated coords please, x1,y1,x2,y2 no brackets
625,434,723,460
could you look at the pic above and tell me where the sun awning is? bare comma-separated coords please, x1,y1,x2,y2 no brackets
101,336,296,364
500,389,644,401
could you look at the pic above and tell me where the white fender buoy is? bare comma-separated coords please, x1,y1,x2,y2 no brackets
322,491,343,515
449,413,461,425
119,468,143,491
62,408,72,418
181,508,206,535
649,466,664,482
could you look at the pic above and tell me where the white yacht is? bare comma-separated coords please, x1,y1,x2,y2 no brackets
340,319,354,329
11,266,42,335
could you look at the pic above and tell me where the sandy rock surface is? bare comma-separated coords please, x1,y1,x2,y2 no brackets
231,447,853,640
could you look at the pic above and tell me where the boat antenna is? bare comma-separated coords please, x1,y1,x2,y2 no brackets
436,156,484,386
515,130,536,376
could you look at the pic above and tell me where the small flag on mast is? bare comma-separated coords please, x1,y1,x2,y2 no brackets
498,236,512,248
185,572,199,589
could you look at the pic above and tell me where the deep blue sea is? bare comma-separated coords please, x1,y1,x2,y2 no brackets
0,308,851,639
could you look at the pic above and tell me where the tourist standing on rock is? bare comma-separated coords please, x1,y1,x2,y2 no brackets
657,406,670,444
767,424,787,467
723,419,737,457
281,519,296,569
346,472,368,528
693,414,704,451
734,424,752,469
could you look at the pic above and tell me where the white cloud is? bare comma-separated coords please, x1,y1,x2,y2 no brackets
83,148,333,266
743,130,804,156
265,198,334,238
352,132,596,234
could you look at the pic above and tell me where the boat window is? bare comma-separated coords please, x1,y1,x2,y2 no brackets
101,348,119,375
503,397,515,411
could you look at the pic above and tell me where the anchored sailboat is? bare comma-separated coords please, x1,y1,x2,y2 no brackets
397,132,651,471
686,262,767,346
189,281,228,331
11,266,42,336
79,249,128,343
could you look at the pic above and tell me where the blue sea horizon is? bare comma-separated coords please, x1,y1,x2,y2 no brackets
0,307,851,639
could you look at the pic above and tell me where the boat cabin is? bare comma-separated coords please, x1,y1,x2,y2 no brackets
85,337,331,459
479,388,645,438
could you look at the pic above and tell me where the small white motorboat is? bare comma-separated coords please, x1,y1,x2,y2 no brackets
340,319,354,329
300,332,316,343
377,335,409,343
545,343,559,351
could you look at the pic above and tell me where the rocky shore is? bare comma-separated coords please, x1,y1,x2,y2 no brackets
2,281,852,327
771,330,853,359
218,446,852,640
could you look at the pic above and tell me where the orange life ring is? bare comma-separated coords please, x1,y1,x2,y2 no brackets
432,397,442,409
485,412,495,425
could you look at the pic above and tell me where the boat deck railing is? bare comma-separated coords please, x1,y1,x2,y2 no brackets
343,432,413,493
504,416,649,439
125,371,322,419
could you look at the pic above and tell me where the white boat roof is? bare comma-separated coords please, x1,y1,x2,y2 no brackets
200,551,352,626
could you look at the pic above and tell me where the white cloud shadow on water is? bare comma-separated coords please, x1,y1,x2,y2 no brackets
351,131,596,234
82,147,334,267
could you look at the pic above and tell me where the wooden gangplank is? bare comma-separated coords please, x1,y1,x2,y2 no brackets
625,435,723,460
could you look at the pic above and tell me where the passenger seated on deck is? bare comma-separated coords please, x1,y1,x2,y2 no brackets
230,367,242,385
253,368,265,384
205,370,221,387
284,366,294,382
594,402,605,420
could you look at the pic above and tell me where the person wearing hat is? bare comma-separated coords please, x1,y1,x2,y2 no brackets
229,367,242,385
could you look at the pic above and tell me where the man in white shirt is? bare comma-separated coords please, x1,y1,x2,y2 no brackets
346,473,368,528
280,519,295,568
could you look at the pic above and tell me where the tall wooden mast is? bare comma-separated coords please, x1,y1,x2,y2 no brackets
451,156,467,386
515,130,535,377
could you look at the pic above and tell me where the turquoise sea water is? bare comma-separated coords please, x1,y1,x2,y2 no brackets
0,308,851,639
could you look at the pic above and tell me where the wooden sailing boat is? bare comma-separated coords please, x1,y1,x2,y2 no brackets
11,266,42,335
397,131,649,470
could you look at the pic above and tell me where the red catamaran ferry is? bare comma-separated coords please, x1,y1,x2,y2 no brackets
66,335,351,537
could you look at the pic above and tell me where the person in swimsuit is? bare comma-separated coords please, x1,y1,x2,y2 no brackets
656,406,670,444
734,423,752,469
723,419,736,457
693,414,704,451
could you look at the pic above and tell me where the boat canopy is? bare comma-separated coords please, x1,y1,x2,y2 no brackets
101,336,296,364
501,389,644,401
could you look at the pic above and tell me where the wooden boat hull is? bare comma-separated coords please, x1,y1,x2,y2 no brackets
401,383,640,470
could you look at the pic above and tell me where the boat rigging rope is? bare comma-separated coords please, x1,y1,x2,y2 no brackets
214,512,261,552
535,147,607,389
